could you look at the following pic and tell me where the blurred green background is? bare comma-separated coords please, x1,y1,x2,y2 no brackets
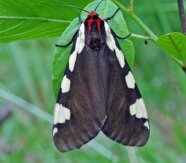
0,0,186,163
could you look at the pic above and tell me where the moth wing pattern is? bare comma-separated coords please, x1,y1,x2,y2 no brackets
101,21,150,146
53,6,150,152
53,24,107,152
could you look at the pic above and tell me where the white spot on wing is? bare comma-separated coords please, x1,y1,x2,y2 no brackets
54,103,71,124
144,121,149,129
129,104,136,116
115,48,125,68
129,98,148,119
125,71,135,89
53,127,58,136
61,75,71,93
69,24,85,72
104,22,114,50
78,24,85,53
104,21,125,68
69,51,77,72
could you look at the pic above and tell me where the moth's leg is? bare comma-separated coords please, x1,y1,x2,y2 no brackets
111,29,131,40
79,15,83,23
105,8,120,21
113,32,131,40
55,31,78,48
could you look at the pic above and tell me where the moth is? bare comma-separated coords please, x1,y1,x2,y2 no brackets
53,1,150,152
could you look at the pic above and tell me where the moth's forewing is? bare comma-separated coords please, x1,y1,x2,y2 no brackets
53,10,149,153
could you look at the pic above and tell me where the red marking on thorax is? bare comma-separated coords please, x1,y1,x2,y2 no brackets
87,12,102,33
86,11,103,45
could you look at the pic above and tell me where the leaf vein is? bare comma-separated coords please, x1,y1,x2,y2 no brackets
0,21,24,33
0,16,71,23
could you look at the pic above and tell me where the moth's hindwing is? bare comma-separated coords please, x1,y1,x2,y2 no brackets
53,24,107,152
101,21,149,146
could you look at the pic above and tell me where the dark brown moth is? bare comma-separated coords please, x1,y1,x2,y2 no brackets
53,0,150,152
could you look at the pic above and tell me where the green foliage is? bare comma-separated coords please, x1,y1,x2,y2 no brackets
0,0,186,163
52,18,79,98
52,0,134,97
0,0,92,42
157,32,186,68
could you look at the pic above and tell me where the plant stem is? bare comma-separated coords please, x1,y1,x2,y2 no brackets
112,0,158,42
126,147,138,163
0,88,53,123
130,13,158,41
177,0,186,34
131,33,151,40
130,0,134,12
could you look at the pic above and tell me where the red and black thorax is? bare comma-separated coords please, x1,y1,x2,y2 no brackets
84,11,106,50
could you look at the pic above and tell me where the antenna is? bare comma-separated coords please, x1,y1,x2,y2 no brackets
58,5,89,13
95,0,104,11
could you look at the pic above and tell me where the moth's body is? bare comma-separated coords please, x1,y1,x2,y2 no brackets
53,7,149,152
84,11,105,50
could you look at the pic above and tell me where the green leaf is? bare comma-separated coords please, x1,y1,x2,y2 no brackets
0,0,92,42
157,32,186,68
119,40,135,67
52,0,135,97
52,18,79,98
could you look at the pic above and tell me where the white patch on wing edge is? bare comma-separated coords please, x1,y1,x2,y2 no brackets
144,121,149,130
61,75,71,93
54,103,71,124
104,21,125,68
125,71,135,89
69,24,85,72
69,51,77,72
53,127,58,136
78,24,85,53
129,98,148,119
